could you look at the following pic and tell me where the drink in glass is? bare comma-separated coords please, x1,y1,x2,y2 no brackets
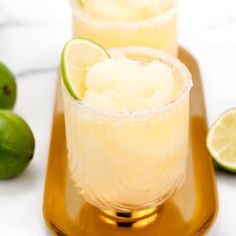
69,0,178,55
62,43,192,227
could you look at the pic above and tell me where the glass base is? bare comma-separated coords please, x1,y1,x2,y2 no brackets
96,206,162,229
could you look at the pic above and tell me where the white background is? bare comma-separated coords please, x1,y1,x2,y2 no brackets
0,0,236,235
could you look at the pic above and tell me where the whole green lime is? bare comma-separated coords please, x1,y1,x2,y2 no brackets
0,110,35,179
0,62,17,109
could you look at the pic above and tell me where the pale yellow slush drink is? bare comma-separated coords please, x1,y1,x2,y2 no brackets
62,46,192,213
69,0,178,55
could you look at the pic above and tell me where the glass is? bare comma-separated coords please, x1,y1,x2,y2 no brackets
69,0,178,55
43,48,218,235
61,46,192,227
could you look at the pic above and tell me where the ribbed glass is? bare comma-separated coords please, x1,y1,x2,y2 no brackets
62,47,192,212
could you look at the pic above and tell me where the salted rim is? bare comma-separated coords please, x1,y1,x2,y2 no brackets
69,0,178,30
62,46,192,121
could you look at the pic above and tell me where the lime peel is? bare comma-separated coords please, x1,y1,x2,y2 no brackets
0,110,35,179
0,62,17,109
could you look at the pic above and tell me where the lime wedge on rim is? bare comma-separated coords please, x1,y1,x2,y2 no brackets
207,109,236,173
61,38,110,99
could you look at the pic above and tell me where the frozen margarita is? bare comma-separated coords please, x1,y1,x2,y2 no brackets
70,0,178,54
62,39,192,212
82,0,175,21
83,57,175,112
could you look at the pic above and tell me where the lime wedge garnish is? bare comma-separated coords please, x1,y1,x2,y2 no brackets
207,109,236,173
61,38,110,99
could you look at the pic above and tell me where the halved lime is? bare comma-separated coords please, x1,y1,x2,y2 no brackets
61,38,110,99
207,109,236,173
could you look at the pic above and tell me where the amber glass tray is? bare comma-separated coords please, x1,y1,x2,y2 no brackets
43,48,218,236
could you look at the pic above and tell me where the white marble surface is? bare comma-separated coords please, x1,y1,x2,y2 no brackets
0,0,236,235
